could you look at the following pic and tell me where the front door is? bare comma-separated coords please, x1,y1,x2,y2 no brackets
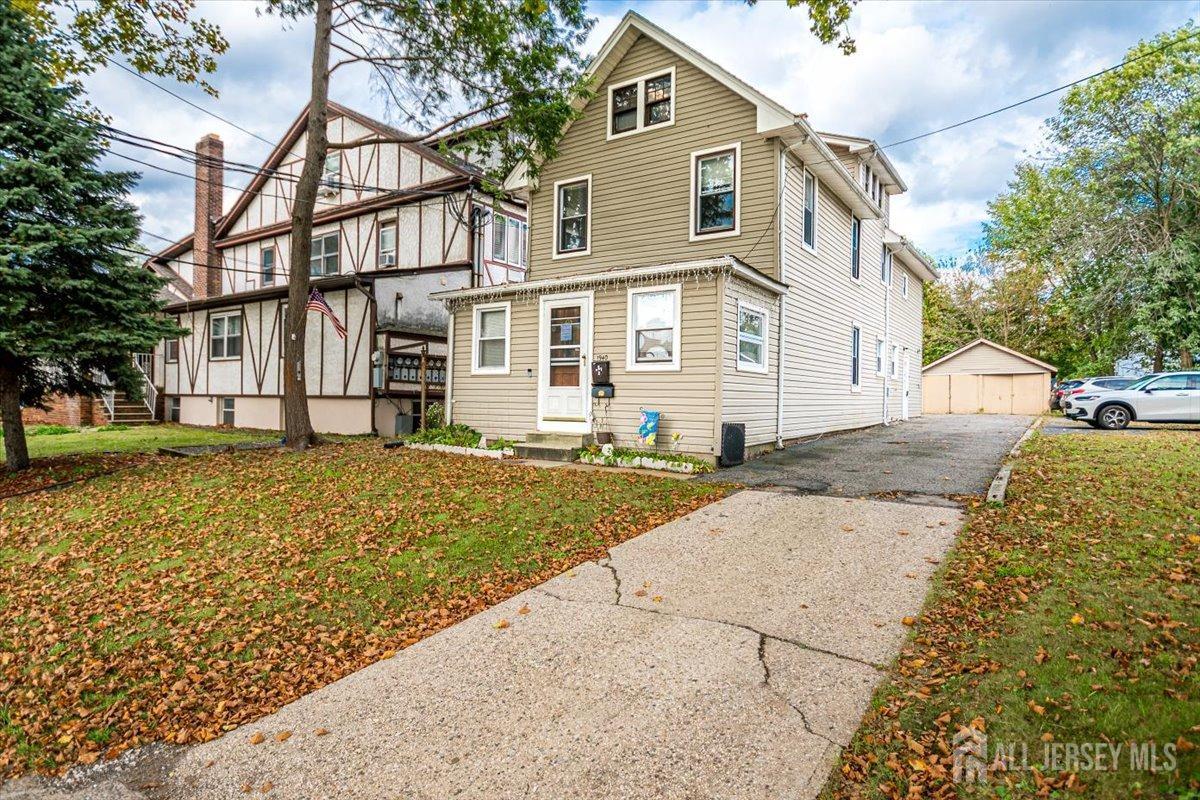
538,293,591,432
901,349,911,420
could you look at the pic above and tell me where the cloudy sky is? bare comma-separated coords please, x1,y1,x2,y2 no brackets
80,0,1195,263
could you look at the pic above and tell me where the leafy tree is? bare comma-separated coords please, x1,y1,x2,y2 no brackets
0,2,181,471
14,0,227,93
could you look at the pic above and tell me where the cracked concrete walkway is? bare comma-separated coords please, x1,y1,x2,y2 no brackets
21,491,961,800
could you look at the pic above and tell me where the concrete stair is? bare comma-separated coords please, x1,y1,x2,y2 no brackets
107,391,156,425
513,432,593,462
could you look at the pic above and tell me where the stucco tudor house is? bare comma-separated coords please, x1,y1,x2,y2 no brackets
434,12,935,462
146,103,526,435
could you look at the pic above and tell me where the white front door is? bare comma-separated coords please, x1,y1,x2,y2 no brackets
901,349,911,420
538,293,592,433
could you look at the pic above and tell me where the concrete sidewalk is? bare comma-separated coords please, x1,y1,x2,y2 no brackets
127,491,960,799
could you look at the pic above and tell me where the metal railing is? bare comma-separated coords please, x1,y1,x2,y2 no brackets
95,371,116,420
132,353,157,419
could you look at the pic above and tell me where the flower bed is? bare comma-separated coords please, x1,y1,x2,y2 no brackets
403,424,514,459
579,445,714,475
405,442,514,459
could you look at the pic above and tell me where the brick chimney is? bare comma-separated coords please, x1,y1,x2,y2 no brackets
193,133,224,298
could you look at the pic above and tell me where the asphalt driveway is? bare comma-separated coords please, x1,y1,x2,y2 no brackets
707,414,1034,500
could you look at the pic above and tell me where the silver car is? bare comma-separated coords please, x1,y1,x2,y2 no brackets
1065,372,1200,429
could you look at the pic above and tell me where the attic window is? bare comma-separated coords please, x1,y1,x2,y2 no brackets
322,153,339,186
607,67,675,140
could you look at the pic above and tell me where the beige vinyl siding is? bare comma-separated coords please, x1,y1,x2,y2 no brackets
924,342,1048,375
777,149,926,438
528,34,778,281
450,278,722,456
721,276,779,447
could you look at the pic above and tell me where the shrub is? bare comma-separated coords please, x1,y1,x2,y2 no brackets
424,402,445,429
407,424,482,448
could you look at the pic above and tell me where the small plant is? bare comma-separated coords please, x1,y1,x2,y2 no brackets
26,425,75,437
407,424,483,449
487,438,517,451
580,444,714,474
424,402,446,429
95,424,130,432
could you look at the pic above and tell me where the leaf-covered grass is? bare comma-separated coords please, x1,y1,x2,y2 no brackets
1,424,277,500
825,431,1199,799
2,423,270,460
0,441,730,775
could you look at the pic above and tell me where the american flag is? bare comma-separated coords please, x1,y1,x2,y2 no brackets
306,288,347,339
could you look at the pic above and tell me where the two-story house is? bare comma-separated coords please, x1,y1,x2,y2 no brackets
146,102,525,436
435,12,936,462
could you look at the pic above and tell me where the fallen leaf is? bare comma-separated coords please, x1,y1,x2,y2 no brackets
315,728,330,736
494,618,510,630
274,731,291,742
902,616,917,626
249,732,265,745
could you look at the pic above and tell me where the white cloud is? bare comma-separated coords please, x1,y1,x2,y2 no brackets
80,0,1195,260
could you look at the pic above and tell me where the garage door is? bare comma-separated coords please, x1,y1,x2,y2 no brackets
923,373,1046,414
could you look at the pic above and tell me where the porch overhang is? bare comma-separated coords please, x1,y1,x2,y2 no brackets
431,256,788,309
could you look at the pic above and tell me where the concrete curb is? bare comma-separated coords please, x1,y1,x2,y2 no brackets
986,416,1043,505
403,442,514,459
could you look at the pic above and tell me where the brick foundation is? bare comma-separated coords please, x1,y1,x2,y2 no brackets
21,395,110,428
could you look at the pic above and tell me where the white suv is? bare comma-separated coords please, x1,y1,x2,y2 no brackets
1064,372,1200,429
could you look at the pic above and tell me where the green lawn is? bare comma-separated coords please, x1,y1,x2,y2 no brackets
3,423,271,460
825,430,1199,799
0,442,729,775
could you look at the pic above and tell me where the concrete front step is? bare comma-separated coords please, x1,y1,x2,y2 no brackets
524,432,593,448
512,443,583,463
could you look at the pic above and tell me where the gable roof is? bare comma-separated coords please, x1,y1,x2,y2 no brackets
922,338,1057,373
506,11,882,219
817,131,908,193
213,101,479,241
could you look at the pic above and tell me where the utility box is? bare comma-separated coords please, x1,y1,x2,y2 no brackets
396,413,416,435
591,384,615,399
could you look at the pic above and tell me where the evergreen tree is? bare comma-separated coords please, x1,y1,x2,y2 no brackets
0,0,181,471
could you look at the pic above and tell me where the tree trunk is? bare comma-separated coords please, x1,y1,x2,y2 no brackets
1153,342,1164,372
1181,348,1194,369
282,0,334,450
0,356,30,472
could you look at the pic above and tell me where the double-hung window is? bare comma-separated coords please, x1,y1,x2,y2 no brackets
378,222,397,266
850,215,861,280
880,246,892,284
607,68,674,139
890,344,900,378
901,272,909,298
736,302,768,374
167,396,180,423
472,302,510,374
691,144,739,238
491,213,528,267
219,397,235,426
554,177,590,256
850,325,861,390
261,246,275,285
165,338,179,363
802,170,817,249
627,285,681,371
875,338,885,375
310,232,339,276
210,312,242,359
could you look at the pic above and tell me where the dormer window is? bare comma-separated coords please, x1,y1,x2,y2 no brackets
607,67,675,140
862,163,884,206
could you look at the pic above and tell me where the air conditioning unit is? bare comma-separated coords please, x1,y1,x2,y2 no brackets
380,253,396,266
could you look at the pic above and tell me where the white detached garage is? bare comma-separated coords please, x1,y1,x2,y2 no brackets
922,339,1055,415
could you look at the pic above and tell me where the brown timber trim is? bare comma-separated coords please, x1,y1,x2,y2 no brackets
216,176,473,250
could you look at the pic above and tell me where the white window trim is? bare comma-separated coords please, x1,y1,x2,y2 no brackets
689,142,741,242
850,323,862,393
310,231,340,277
801,169,819,253
606,66,676,141
209,311,241,362
735,300,769,374
875,336,885,376
552,174,592,259
849,214,861,283
626,283,682,372
880,246,892,285
901,271,909,298
890,344,900,379
218,396,236,426
378,221,397,266
470,301,511,375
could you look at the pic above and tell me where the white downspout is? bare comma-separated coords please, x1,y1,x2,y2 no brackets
776,145,788,449
882,248,892,427
445,309,455,424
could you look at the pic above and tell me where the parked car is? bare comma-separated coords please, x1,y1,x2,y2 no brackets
1051,379,1084,410
1064,371,1200,429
